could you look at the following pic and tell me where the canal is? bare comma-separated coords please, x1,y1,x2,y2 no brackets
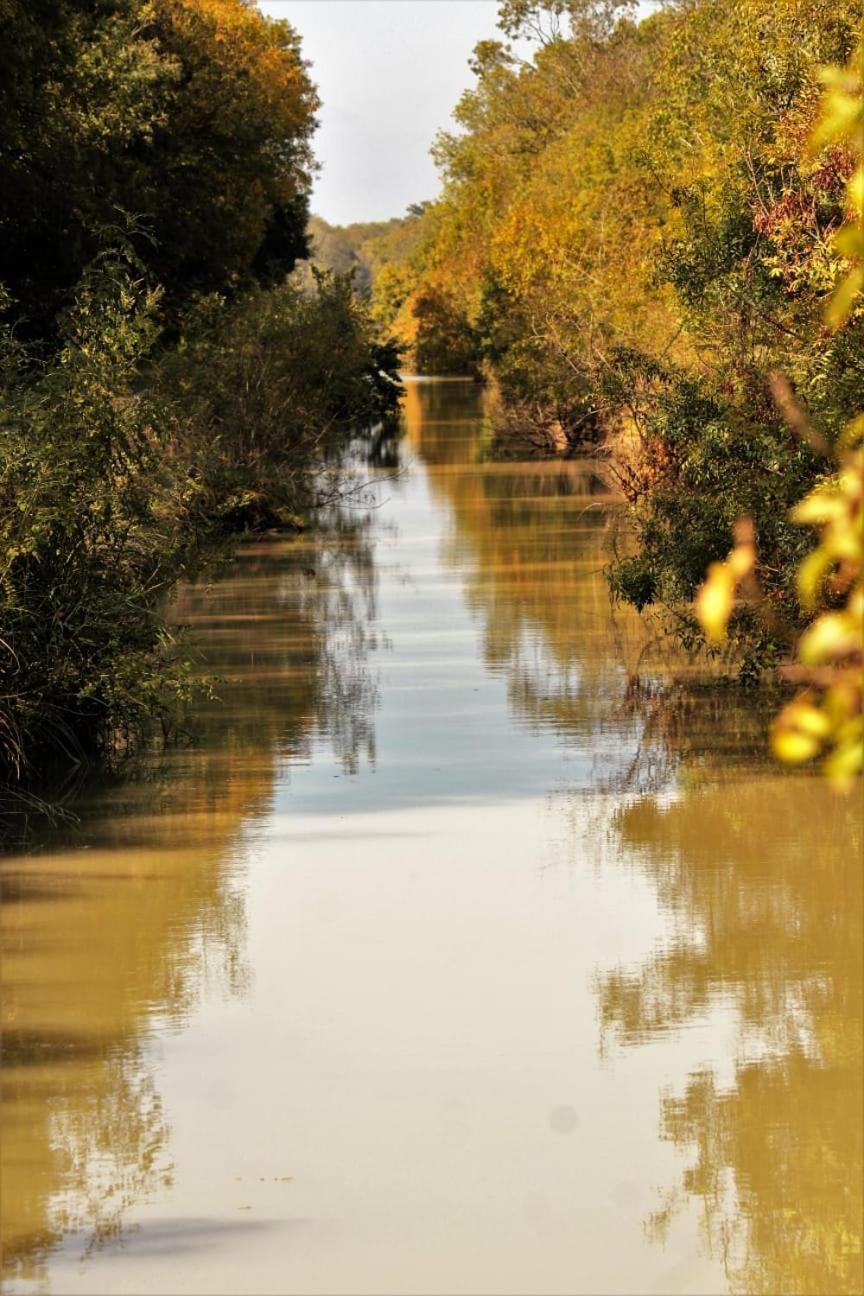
2,379,860,1295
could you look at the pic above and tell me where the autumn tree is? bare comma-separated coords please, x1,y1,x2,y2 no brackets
0,0,318,337
391,0,860,672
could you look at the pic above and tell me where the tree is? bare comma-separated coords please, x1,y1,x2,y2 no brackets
0,0,318,338
697,42,863,784
392,0,860,679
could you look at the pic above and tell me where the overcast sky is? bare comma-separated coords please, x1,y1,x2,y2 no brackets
259,1,504,226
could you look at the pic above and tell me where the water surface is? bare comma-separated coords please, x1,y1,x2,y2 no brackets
2,379,861,1295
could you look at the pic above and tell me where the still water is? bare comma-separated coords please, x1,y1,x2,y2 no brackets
2,380,861,1295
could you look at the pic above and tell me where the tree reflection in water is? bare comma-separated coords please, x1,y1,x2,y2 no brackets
405,382,862,1296
599,779,862,1295
0,521,378,1287
408,390,650,780
4,381,860,1295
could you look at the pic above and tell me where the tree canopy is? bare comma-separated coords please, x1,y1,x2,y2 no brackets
380,0,861,683
0,0,319,336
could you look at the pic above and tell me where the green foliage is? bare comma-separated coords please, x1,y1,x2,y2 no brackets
389,0,861,670
0,0,318,339
412,287,480,376
606,555,656,614
0,254,400,794
0,252,195,777
157,270,402,529
621,378,820,610
697,43,863,782
0,1,403,805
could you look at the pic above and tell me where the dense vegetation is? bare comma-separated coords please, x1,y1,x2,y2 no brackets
0,0,319,336
306,212,425,299
380,0,861,691
0,0,399,807
2,0,859,802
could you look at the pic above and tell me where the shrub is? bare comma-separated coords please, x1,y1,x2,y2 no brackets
0,256,402,804
0,253,197,780
156,270,402,529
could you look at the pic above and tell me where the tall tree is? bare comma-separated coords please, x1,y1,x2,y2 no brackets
0,0,318,337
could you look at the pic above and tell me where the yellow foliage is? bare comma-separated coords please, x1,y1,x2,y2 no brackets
695,519,756,644
696,43,863,786
772,416,863,786
771,44,863,786
808,43,864,331
696,562,738,644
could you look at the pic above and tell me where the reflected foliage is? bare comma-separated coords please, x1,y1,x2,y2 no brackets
406,381,646,759
405,383,862,1294
405,381,776,789
0,523,378,1285
599,778,862,1294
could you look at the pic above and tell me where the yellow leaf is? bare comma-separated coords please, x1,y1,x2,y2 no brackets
798,612,860,665
837,416,864,451
695,562,735,644
834,223,864,259
784,701,832,738
823,733,864,786
728,540,755,579
849,164,864,216
796,546,832,606
792,491,843,525
826,266,864,332
771,726,821,764
771,700,831,765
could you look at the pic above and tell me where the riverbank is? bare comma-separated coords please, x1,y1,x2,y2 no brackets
369,1,862,692
0,0,410,824
0,266,400,835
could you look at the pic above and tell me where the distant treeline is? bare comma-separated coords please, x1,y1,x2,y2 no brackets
378,0,862,676
0,0,400,809
305,211,427,301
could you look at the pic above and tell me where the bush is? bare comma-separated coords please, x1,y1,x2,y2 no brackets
0,253,197,780
0,256,402,801
156,269,402,529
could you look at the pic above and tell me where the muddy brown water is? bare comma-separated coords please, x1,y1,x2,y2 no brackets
2,379,861,1295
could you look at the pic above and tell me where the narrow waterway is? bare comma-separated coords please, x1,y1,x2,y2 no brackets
2,379,861,1296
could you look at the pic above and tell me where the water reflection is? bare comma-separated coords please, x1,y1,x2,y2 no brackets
1,528,377,1287
599,778,862,1294
403,382,650,782
404,381,778,790
1,379,860,1296
404,380,862,1294
1,836,238,1283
